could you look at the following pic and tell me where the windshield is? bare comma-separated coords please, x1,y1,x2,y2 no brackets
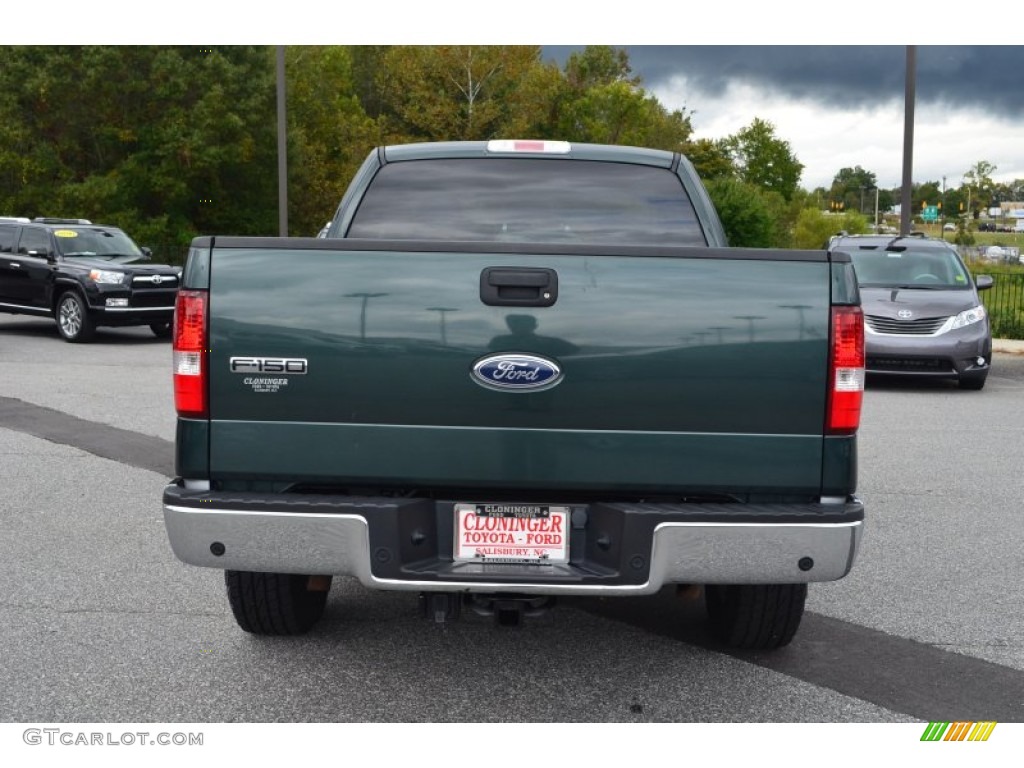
849,246,971,289
54,227,142,259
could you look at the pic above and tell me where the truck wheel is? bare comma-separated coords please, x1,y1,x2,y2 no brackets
56,291,96,343
224,571,331,635
705,583,807,650
149,322,172,339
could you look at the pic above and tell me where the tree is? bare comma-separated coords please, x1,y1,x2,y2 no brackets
554,46,694,152
829,166,878,214
684,138,736,182
376,46,543,141
564,45,639,90
963,160,997,212
285,47,378,236
705,178,778,247
791,208,869,250
0,46,280,245
722,118,804,201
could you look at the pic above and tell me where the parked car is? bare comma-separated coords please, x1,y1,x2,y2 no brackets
829,233,993,390
0,217,181,342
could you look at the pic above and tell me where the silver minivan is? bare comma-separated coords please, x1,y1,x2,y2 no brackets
830,234,993,390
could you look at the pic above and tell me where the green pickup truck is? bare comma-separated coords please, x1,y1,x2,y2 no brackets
163,140,866,649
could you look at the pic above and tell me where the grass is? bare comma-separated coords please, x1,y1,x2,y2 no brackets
899,220,1024,249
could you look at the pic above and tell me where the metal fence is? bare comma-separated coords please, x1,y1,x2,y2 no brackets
975,271,1024,339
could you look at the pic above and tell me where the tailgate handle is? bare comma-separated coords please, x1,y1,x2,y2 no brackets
480,267,558,307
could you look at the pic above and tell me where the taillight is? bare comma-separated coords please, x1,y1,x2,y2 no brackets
827,305,865,435
173,289,208,418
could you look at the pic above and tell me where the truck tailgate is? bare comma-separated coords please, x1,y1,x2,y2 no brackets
205,241,833,496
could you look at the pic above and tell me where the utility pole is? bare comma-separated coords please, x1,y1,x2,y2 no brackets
900,46,916,236
941,176,946,230
276,46,288,237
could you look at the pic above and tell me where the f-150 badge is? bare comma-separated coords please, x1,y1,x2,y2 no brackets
471,354,562,392
230,357,307,394
230,357,308,374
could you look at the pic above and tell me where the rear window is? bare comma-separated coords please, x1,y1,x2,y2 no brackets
347,158,707,246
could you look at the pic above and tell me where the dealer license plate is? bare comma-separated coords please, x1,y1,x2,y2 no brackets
454,503,570,564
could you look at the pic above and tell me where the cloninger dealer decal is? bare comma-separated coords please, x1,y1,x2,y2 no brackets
229,357,307,393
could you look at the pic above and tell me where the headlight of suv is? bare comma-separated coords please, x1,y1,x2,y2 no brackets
950,305,986,330
88,269,126,284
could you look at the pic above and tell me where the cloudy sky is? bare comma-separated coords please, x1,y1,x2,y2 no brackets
544,45,1024,193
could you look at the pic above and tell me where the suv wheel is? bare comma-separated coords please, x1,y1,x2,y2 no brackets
705,583,807,650
149,322,172,339
56,291,95,343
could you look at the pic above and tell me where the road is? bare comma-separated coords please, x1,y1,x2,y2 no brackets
1,314,1022,725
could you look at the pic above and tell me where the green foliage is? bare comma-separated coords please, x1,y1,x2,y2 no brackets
374,46,544,142
952,218,975,246
829,166,878,214
790,209,869,250
0,46,278,245
705,178,778,248
684,138,736,182
564,46,638,90
285,47,377,235
722,118,804,201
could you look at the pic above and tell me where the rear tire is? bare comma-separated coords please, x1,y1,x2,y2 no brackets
56,291,95,343
150,322,172,339
705,583,807,650
225,571,331,635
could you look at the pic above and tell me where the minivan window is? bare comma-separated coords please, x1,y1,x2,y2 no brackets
347,158,707,246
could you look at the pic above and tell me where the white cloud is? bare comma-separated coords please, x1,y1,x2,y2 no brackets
653,76,1024,193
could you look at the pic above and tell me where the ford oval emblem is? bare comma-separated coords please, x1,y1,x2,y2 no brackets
471,354,563,392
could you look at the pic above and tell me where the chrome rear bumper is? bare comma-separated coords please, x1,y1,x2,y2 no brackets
163,488,863,595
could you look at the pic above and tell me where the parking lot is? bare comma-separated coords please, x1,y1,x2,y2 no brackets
1,314,1023,724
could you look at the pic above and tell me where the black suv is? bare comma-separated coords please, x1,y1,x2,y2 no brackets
0,218,181,342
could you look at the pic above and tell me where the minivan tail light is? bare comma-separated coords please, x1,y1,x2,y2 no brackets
173,289,208,418
828,305,864,435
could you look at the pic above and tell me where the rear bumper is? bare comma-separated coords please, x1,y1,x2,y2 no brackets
163,486,864,595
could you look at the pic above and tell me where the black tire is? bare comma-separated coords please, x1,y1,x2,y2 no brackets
55,290,95,343
149,322,172,339
705,583,807,650
224,571,331,635
959,374,986,391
